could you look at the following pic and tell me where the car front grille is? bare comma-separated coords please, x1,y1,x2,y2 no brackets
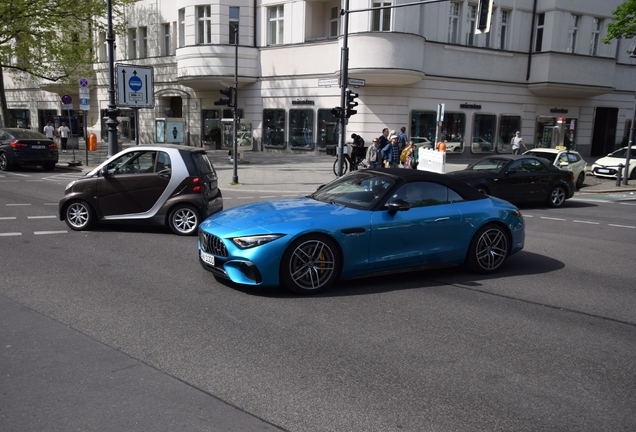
199,231,229,257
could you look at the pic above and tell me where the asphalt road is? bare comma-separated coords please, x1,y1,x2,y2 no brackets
1,169,635,432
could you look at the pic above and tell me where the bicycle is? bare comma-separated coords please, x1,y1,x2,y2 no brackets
333,149,367,176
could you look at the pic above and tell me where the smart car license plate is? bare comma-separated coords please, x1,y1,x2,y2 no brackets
32,145,45,149
200,250,215,266
597,168,610,174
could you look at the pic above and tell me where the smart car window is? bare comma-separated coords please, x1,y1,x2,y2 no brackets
106,151,145,175
192,153,214,175
157,152,171,171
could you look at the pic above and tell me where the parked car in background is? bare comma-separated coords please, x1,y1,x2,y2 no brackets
413,137,434,149
591,146,636,180
199,169,525,294
524,148,587,188
0,128,58,171
59,145,223,235
471,137,493,152
447,155,575,208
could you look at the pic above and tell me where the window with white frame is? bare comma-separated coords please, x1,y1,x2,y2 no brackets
372,2,391,32
128,28,137,59
98,32,107,62
230,7,239,44
178,8,185,48
466,4,476,46
534,13,544,52
567,14,579,53
268,5,284,45
139,27,148,58
197,6,212,44
163,23,171,56
449,2,460,44
330,6,340,38
481,7,492,48
498,10,509,50
590,17,602,56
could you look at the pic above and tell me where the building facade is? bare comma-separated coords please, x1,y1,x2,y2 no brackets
3,0,636,160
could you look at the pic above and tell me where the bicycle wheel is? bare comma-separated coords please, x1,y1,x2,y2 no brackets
333,157,349,176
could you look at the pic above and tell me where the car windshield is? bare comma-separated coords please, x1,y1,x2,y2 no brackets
467,158,510,172
310,172,394,210
10,130,48,139
608,148,632,158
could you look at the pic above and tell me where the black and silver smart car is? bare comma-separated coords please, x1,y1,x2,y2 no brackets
59,145,223,235
0,128,59,171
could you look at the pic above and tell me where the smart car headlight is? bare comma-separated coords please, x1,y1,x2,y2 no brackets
231,234,285,249
65,180,76,191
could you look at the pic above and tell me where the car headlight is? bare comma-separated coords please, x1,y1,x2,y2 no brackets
65,180,76,191
231,234,285,249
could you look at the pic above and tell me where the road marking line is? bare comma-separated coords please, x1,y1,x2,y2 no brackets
6,203,31,206
33,230,68,235
0,217,17,220
260,196,277,198
26,180,44,182
0,232,22,237
573,220,600,225
540,217,566,221
237,196,255,199
0,180,19,183
27,216,57,219
44,203,58,206
619,202,636,206
608,224,635,229
522,214,534,218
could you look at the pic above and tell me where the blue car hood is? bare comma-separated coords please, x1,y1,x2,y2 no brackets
207,197,353,230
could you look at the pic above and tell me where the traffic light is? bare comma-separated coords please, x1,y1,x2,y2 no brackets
331,106,343,119
345,90,358,118
214,87,234,107
476,0,493,33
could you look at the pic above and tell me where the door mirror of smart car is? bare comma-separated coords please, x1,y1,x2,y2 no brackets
387,198,410,216
100,166,111,177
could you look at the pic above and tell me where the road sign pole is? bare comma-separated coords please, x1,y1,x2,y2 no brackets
106,0,119,158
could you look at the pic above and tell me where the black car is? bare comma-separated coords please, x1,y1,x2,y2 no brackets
0,128,59,171
59,145,223,235
447,155,575,207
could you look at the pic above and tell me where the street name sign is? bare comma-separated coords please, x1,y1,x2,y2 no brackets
116,64,155,108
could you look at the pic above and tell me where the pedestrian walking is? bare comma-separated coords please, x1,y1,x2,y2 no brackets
511,131,527,154
378,128,390,148
366,138,382,168
397,126,408,151
43,121,55,140
382,135,401,168
403,140,417,169
58,122,70,153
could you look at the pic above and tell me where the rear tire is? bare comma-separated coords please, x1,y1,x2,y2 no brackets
547,185,567,208
576,172,585,188
0,153,12,171
65,201,96,231
168,204,201,236
466,223,510,274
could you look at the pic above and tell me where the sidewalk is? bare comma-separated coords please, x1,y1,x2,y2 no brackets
56,141,636,195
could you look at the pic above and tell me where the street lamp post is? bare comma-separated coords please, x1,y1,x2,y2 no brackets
337,0,351,177
232,27,239,184
106,0,119,158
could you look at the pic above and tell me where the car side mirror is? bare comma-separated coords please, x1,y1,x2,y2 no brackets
559,161,569,167
100,166,111,177
387,198,410,216
506,168,517,175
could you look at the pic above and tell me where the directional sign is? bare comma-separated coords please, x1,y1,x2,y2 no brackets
61,94,72,105
116,64,154,108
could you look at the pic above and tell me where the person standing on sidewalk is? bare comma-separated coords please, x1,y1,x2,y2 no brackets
58,122,70,153
43,121,55,140
511,131,527,155
382,135,401,168
366,138,382,168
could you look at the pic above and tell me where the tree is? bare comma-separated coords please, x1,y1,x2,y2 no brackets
604,0,636,43
0,0,131,126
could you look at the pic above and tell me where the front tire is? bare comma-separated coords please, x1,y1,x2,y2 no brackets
548,185,567,208
333,158,349,176
576,172,585,189
466,224,510,274
168,204,200,236
65,201,96,231
280,235,340,294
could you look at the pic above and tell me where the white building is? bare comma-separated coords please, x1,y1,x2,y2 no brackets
3,0,636,160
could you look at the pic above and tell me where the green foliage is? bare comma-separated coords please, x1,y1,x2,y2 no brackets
604,0,636,43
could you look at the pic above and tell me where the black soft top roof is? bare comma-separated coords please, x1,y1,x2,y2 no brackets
364,168,486,201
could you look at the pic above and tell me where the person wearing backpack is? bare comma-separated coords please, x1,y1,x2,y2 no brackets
397,126,408,152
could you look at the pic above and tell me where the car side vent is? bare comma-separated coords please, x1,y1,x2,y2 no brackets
200,232,228,257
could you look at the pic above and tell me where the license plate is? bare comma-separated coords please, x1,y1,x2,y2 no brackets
32,145,45,149
200,250,215,266
596,168,610,174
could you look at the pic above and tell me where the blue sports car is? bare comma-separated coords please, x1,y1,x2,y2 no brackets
198,169,525,294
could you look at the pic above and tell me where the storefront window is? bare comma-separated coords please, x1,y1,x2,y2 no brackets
317,109,340,148
289,109,314,150
536,116,557,148
442,112,466,153
8,109,30,128
263,109,286,148
410,111,436,149
201,109,221,147
472,114,496,153
498,115,520,153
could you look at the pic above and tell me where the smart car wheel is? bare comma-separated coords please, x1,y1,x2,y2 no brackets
576,172,584,189
548,185,567,208
466,223,510,274
65,201,95,231
0,153,12,171
168,204,200,236
280,235,340,294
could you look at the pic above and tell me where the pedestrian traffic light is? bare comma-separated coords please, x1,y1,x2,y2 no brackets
214,87,234,107
331,106,343,119
476,0,493,33
346,90,358,118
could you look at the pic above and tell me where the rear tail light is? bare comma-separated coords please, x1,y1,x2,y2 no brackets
10,141,27,148
48,142,58,149
192,177,202,193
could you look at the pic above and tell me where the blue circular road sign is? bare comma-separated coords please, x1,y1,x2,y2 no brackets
129,76,143,92
61,94,72,104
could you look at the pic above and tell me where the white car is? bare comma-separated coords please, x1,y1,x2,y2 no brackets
524,148,587,188
591,146,636,180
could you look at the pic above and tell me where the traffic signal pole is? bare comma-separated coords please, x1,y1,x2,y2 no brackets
337,0,350,177
233,27,239,184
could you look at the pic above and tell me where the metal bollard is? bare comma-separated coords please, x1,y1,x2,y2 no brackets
616,164,623,187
